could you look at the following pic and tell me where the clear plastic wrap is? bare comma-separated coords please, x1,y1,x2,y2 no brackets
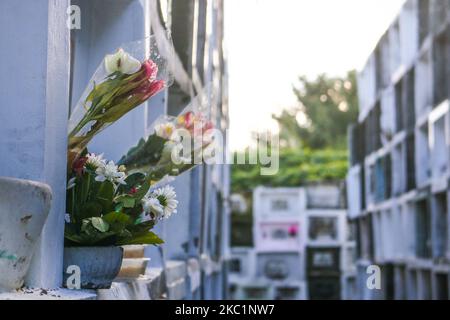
118,92,215,181
68,34,174,165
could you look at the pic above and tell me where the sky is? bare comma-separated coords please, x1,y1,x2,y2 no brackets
224,0,406,151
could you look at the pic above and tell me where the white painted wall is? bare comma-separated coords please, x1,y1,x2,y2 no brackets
0,0,71,288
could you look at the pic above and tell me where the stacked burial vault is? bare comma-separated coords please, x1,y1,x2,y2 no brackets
228,184,355,300
347,0,450,300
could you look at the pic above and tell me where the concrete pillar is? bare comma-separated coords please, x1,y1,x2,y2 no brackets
0,0,71,288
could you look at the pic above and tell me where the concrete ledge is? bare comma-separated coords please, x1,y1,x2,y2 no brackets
165,260,187,300
0,288,96,300
97,268,164,300
97,260,191,300
98,278,150,300
165,260,187,284
167,277,186,300
0,256,224,300
146,268,165,299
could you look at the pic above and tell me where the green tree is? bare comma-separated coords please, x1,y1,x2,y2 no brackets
230,72,358,247
231,148,348,193
273,71,358,149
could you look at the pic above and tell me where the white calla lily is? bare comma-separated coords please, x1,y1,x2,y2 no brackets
104,48,141,75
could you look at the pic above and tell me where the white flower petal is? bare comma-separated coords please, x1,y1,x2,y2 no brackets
104,49,125,74
87,153,106,169
151,185,178,219
120,52,141,74
104,48,141,75
95,175,106,182
67,177,76,190
155,123,176,140
141,197,164,218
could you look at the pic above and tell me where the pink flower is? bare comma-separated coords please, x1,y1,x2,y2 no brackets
138,60,158,82
176,111,195,130
288,225,298,237
203,120,214,132
196,119,214,137
132,74,165,102
142,80,165,101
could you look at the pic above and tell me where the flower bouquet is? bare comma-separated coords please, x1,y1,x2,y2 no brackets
64,36,179,288
67,36,174,169
64,35,217,288
64,151,179,288
118,108,216,182
65,152,177,247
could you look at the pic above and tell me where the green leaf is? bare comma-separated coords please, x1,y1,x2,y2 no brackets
118,228,133,239
132,180,151,201
80,172,93,204
66,219,116,246
103,211,131,227
118,138,145,164
114,195,136,208
116,172,146,194
91,217,110,233
118,134,167,169
114,203,124,212
64,233,85,245
118,231,164,246
64,230,116,246
96,180,115,212
126,172,147,186
80,202,103,219
127,221,156,236
122,205,146,222
97,180,114,201
98,95,142,123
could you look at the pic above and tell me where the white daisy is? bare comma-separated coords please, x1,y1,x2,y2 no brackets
86,153,106,169
95,161,127,185
141,197,164,216
152,185,178,219
141,185,178,220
